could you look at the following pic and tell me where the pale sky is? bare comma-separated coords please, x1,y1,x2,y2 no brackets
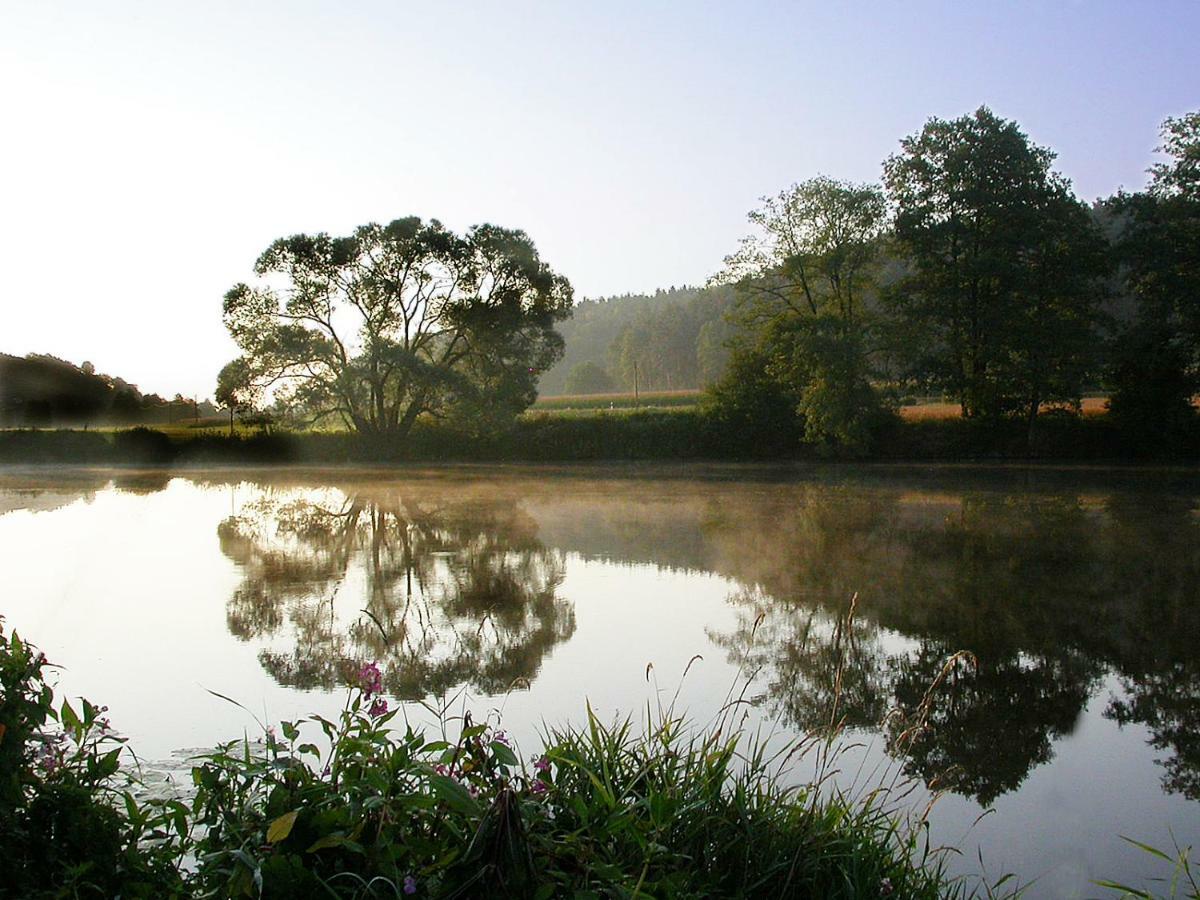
2,1,1197,399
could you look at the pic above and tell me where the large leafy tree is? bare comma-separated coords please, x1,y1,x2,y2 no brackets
1106,111,1200,444
708,176,891,451
221,218,572,436
884,107,1107,427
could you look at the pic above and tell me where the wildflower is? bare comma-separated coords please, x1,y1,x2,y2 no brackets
403,875,417,894
467,784,480,799
434,763,450,777
37,740,59,774
880,877,894,896
531,779,548,795
369,697,389,718
493,729,510,746
357,662,383,698
322,763,331,777
533,755,550,773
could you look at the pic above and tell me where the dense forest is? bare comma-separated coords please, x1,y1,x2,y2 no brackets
544,106,1199,456
536,285,739,395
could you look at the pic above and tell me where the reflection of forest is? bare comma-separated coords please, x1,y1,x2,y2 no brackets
218,487,573,700
0,471,112,516
204,470,1199,805
689,485,1200,805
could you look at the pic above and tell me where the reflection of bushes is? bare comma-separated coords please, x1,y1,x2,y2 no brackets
709,483,1200,803
1109,663,1200,801
886,645,1099,806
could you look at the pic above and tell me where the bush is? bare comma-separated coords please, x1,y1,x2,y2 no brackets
0,620,184,898
184,670,960,899
1,623,969,898
112,426,177,464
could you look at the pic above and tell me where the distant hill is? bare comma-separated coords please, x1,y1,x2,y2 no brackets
0,353,215,427
538,284,741,396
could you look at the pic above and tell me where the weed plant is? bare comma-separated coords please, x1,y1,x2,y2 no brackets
2,618,1193,897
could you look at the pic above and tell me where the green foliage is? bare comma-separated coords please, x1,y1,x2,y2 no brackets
1105,110,1200,451
561,360,616,395
884,107,1108,426
2,621,975,898
215,357,261,434
0,620,185,898
710,176,893,453
702,346,805,454
183,683,963,898
0,353,206,428
1106,324,1198,453
222,217,572,437
537,285,739,396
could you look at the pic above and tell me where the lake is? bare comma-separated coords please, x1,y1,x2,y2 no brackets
1,463,1197,897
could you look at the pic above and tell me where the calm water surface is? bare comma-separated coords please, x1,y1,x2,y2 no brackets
2,464,1198,897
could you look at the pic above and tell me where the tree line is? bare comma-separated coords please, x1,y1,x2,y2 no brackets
536,286,738,396
0,353,215,427
704,106,1200,453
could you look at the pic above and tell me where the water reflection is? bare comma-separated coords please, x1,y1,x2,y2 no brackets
700,483,1198,804
218,487,573,699
4,465,1194,813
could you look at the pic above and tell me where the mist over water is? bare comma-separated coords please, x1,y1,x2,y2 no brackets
1,464,1197,897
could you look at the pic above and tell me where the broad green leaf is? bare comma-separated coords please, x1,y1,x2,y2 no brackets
431,774,481,815
266,809,299,843
490,741,518,767
61,698,81,732
306,833,349,853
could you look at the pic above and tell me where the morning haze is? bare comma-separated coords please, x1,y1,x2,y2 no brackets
1,1,1196,398
2,3,1199,898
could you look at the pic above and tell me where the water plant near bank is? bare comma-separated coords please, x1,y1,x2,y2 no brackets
2,619,1193,897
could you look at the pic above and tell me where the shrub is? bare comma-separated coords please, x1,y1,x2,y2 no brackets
0,620,185,898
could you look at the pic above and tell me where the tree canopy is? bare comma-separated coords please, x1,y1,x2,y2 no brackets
706,176,892,452
1105,112,1200,446
222,217,573,436
883,107,1108,426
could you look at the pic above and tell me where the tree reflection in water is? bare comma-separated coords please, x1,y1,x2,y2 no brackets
218,487,573,699
705,482,1199,806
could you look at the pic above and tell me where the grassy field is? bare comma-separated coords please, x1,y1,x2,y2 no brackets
898,396,1111,421
534,390,1115,421
533,389,703,411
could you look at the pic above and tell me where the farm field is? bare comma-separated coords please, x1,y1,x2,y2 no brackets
532,389,703,411
533,390,1115,420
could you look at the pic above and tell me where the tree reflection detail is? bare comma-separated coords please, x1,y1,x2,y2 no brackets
705,483,1198,806
219,488,574,700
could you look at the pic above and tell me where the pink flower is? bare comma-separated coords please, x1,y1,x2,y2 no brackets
493,730,510,746
403,874,417,894
434,763,449,776
531,779,548,795
534,755,550,773
357,662,382,698
369,697,388,718
467,784,480,799
37,741,59,774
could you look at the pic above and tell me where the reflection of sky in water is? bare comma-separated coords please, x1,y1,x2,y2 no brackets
1,467,1198,899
